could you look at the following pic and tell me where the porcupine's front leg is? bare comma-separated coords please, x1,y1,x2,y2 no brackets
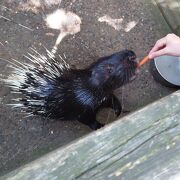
102,94,122,116
77,110,104,130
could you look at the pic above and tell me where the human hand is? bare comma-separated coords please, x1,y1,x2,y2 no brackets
148,33,180,59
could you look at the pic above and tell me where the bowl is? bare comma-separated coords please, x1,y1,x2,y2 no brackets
150,55,180,88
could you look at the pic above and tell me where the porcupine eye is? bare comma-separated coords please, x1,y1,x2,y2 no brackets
106,64,114,74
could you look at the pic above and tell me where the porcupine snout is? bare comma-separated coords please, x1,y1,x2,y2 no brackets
121,50,138,82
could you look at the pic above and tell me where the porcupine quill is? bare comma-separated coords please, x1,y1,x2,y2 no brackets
2,48,69,115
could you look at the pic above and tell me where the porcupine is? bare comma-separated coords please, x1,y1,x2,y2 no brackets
3,49,137,130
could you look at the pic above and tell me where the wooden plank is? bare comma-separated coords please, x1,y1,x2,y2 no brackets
154,0,180,34
1,90,180,180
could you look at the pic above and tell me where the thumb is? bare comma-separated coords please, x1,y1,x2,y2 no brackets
148,48,167,59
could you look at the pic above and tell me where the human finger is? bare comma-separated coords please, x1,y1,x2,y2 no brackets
149,38,166,54
149,47,167,59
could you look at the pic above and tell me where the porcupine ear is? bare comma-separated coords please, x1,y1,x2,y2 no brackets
90,63,113,86
91,70,101,86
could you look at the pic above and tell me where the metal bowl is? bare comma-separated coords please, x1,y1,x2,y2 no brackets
150,55,180,88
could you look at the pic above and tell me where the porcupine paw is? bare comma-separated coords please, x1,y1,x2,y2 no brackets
114,106,122,117
110,95,122,117
114,107,130,116
90,121,104,130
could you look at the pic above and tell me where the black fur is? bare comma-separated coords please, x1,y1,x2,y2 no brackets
15,50,137,130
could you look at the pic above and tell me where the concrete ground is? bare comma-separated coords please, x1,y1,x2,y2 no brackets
0,0,175,176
